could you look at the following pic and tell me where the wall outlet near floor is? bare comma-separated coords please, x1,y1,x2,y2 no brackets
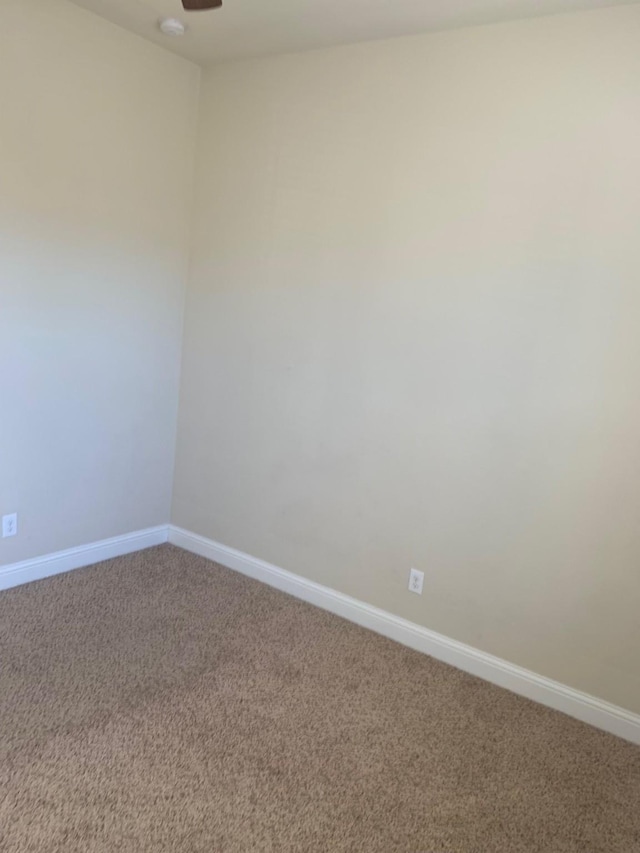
408,568,424,595
2,513,18,538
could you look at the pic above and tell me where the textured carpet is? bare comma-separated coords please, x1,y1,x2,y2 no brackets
0,545,639,852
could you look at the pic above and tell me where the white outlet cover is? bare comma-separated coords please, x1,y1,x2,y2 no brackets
2,513,18,538
408,568,424,595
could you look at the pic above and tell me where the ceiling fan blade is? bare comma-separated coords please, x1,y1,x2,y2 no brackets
182,0,222,9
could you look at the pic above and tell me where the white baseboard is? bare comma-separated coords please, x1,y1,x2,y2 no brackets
0,525,169,592
168,525,640,746
3,523,638,745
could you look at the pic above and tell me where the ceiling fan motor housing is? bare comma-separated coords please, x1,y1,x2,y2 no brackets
182,0,223,10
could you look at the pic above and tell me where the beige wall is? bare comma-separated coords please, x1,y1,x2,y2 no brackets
173,4,640,713
0,0,199,564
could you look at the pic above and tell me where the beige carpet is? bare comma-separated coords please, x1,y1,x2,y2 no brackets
0,544,638,852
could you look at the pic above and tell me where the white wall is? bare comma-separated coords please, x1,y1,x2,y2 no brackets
173,4,640,713
0,0,199,564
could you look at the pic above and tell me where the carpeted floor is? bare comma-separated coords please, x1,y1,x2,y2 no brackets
0,545,639,852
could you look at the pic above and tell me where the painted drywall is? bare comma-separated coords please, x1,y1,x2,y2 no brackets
173,4,640,714
68,0,639,66
0,0,199,565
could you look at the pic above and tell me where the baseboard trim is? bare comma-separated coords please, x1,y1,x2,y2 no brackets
168,525,640,746
0,525,169,592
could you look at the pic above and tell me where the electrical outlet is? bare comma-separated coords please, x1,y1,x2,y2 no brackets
2,513,18,538
408,568,424,595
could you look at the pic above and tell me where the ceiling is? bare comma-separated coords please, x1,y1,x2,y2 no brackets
68,0,637,66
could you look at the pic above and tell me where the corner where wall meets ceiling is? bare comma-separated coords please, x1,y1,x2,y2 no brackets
67,0,640,66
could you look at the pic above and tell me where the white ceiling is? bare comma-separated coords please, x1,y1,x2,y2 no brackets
68,0,638,66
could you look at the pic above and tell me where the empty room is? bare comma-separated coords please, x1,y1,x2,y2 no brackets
1,0,639,850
